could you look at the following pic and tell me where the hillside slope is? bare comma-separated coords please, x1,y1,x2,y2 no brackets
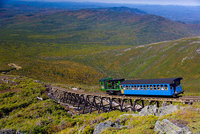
71,37,200,94
0,37,200,94
0,7,200,45
0,75,199,133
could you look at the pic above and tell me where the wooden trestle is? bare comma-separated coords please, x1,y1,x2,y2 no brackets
47,86,200,114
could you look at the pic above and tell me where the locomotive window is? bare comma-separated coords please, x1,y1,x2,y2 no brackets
157,85,160,90
150,85,153,90
123,86,126,90
137,86,140,90
161,85,164,90
165,85,168,90
144,85,146,90
140,85,143,90
120,85,123,89
132,86,134,90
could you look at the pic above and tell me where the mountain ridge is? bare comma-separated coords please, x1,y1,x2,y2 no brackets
0,6,199,45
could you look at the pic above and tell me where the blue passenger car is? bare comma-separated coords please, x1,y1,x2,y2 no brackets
119,78,184,97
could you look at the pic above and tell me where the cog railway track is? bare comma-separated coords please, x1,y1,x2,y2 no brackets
47,85,200,114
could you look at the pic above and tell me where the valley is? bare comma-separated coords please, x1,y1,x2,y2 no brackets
0,2,200,133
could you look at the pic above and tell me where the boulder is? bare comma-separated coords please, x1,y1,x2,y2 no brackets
139,104,179,116
16,130,24,134
93,121,115,134
93,121,124,134
154,119,192,134
157,104,179,116
139,105,158,116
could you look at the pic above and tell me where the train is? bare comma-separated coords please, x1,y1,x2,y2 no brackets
99,77,184,97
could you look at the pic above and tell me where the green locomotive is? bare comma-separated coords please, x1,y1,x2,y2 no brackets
99,78,125,95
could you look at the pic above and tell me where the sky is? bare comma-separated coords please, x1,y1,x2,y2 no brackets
27,0,200,6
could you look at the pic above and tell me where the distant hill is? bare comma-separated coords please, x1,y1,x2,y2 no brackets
0,7,200,45
2,1,200,24
130,5,200,24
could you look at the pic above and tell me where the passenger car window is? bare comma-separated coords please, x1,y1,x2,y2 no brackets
126,86,129,90
154,85,156,90
157,85,160,90
161,85,164,90
165,85,168,90
123,86,126,90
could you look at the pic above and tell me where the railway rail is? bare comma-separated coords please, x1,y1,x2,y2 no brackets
47,85,200,114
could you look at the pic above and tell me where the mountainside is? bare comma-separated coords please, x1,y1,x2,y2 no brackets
0,7,200,45
0,36,200,95
0,75,199,133
0,3,200,134
2,1,200,24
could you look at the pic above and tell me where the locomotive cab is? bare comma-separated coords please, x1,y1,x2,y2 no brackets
99,78,125,95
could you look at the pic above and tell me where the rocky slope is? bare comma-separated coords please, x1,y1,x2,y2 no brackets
0,75,200,134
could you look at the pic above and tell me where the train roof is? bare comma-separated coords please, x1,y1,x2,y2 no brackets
99,78,125,82
120,77,183,85
108,78,125,82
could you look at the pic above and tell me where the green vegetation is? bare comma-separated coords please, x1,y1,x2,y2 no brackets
0,6,199,134
1,37,199,95
0,75,123,133
0,75,200,133
101,115,158,134
0,7,200,46
159,103,200,134
0,7,199,94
